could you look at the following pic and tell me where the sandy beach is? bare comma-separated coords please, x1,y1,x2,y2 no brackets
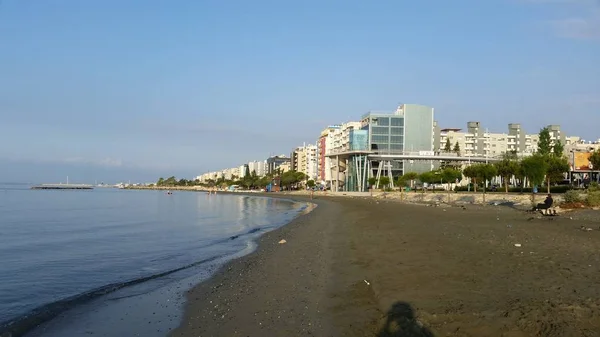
171,194,600,337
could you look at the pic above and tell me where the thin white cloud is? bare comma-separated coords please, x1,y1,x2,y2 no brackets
551,14,600,39
527,0,600,40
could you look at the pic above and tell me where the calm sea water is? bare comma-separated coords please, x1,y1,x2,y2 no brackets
0,185,306,336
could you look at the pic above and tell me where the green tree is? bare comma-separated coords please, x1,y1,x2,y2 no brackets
553,140,565,157
444,138,452,152
403,172,419,189
419,171,437,192
515,162,525,193
396,175,407,187
307,179,316,188
453,141,461,155
295,171,307,183
280,170,305,189
157,177,165,186
475,164,498,198
590,149,600,182
521,154,549,201
441,167,462,186
164,176,177,186
440,167,462,199
258,176,270,188
495,155,519,193
379,176,391,189
537,127,552,156
463,165,479,192
244,170,259,189
545,155,569,193
368,177,377,196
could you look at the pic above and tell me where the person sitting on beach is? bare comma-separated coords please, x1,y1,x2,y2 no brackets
532,194,553,212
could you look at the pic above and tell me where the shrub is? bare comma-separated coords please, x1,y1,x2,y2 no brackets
455,185,572,193
586,191,600,207
589,182,599,192
563,190,582,204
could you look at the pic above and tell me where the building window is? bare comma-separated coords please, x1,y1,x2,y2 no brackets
390,136,403,144
371,143,389,151
378,117,390,126
390,144,404,151
390,127,403,135
372,126,389,135
372,135,389,143
390,117,404,127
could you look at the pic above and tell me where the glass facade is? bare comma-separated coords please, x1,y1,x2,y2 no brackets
403,104,433,152
363,114,405,155
343,105,435,191
402,104,434,173
358,105,434,178
349,129,368,151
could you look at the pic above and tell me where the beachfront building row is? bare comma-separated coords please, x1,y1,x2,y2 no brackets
196,155,292,183
312,103,598,191
435,123,570,159
313,104,436,190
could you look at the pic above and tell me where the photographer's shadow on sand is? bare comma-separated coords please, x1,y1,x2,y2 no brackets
377,301,435,337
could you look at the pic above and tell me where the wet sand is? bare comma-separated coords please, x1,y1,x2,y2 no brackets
171,195,600,337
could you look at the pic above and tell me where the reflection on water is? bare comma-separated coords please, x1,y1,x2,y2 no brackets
0,189,307,337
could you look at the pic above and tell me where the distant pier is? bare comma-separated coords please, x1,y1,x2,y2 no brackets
31,184,94,190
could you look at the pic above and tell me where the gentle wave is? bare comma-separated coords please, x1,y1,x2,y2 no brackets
0,223,277,337
0,254,223,337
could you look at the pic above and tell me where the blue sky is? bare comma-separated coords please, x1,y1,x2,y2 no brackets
0,0,598,183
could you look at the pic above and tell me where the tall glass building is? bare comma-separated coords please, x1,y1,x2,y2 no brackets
360,104,434,178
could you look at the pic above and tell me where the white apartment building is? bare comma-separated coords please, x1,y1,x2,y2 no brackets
239,164,248,178
197,160,268,183
221,167,240,180
279,162,292,173
565,137,600,153
332,121,362,153
317,125,341,185
197,171,220,183
291,143,318,180
248,160,267,177
436,122,571,159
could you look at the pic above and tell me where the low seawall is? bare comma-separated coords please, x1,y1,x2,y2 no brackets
282,190,564,207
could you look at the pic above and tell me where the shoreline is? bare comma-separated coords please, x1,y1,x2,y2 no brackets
1,193,314,337
127,186,598,211
169,193,333,337
170,193,600,337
